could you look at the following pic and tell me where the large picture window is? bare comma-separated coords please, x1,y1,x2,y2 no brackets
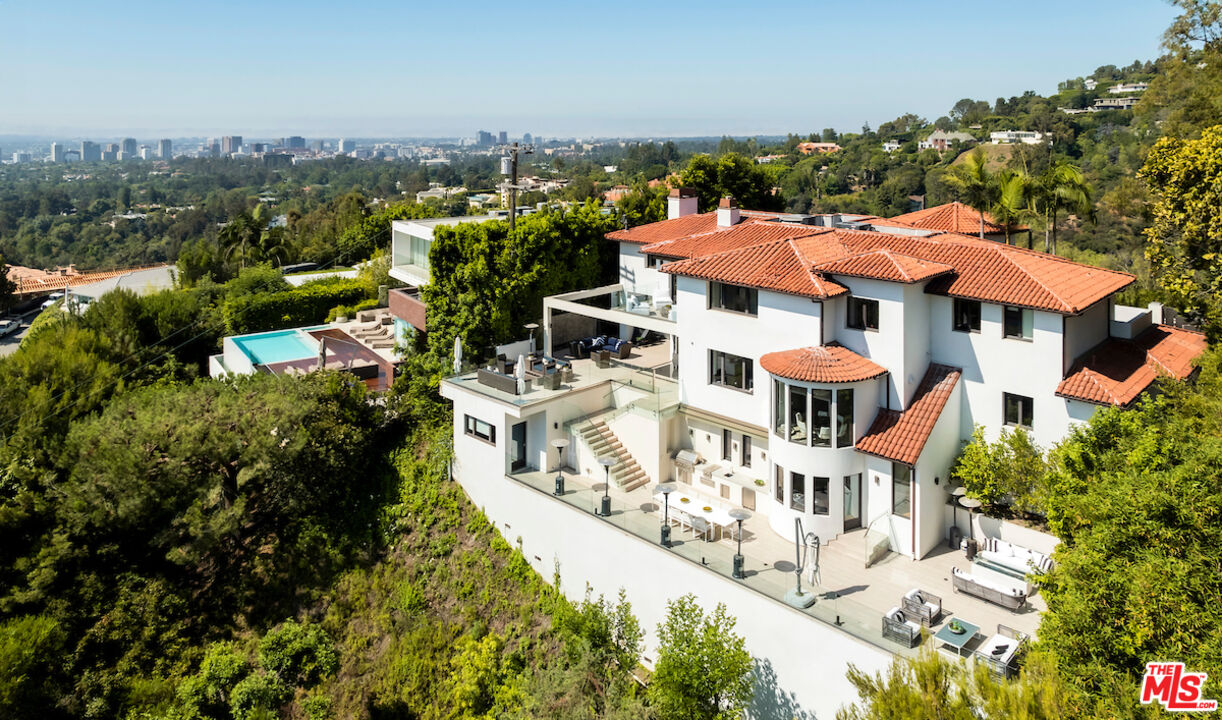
1004,392,1034,429
812,477,830,515
709,350,753,392
709,282,758,315
892,463,911,518
847,296,879,331
953,298,981,333
811,389,832,447
835,389,854,447
790,472,806,512
464,414,495,444
1003,306,1033,340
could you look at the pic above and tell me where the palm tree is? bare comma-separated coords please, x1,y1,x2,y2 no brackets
1034,162,1094,254
991,170,1033,246
944,147,996,239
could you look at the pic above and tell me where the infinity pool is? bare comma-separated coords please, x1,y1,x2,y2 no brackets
232,330,317,365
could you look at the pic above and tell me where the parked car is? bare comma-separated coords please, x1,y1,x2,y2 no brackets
41,292,64,309
0,319,20,338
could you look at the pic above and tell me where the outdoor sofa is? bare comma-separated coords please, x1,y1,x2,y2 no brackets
974,624,1029,679
951,566,1027,611
569,336,632,359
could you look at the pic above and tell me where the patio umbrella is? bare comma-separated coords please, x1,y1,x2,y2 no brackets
453,335,462,374
516,353,526,394
806,532,821,586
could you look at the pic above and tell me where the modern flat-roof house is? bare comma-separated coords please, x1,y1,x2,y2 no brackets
990,130,1046,145
437,193,1206,708
387,215,492,338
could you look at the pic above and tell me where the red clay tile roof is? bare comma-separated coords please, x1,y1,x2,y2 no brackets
887,201,1018,235
1056,325,1207,406
856,364,961,466
760,343,889,383
9,263,170,295
812,249,955,284
660,235,850,299
613,211,1134,314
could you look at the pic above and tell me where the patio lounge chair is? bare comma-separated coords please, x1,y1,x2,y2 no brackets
881,607,922,648
952,567,1027,611
901,589,943,627
974,624,1029,679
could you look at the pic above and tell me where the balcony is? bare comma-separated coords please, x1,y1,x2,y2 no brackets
543,284,676,356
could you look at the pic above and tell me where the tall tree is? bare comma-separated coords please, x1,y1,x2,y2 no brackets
991,170,1033,246
945,148,997,239
1033,161,1094,254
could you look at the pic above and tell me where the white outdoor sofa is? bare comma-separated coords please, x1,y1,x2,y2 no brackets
969,537,1054,594
951,566,1027,611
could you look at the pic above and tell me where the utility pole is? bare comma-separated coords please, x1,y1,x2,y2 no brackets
500,141,534,232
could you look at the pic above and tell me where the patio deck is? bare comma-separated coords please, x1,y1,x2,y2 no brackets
509,466,1045,658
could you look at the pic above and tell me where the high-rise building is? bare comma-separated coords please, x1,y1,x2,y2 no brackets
498,130,507,144
209,142,220,158
477,130,494,146
523,133,533,144
12,152,32,163
251,142,267,154
121,137,137,156
285,135,306,150
138,145,153,160
221,136,242,154
338,138,356,153
103,143,119,161
157,139,172,159
312,139,325,152
81,141,101,162
50,142,65,162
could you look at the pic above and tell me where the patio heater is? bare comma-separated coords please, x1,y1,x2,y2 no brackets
524,322,539,354
729,508,751,579
597,456,615,517
551,438,570,496
657,482,677,547
784,518,817,609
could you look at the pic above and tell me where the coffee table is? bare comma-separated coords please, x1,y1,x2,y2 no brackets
933,618,980,658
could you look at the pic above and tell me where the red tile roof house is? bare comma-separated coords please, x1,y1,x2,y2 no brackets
442,192,1205,558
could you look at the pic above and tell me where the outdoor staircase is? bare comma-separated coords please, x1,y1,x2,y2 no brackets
579,419,650,492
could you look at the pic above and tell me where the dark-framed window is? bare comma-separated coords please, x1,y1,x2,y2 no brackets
836,389,854,448
464,414,496,444
788,385,808,444
709,350,753,392
742,435,752,468
892,463,911,518
1003,305,1033,340
847,296,879,331
1004,392,1034,429
953,298,981,333
811,389,832,447
722,428,732,461
790,472,806,512
773,379,785,435
775,464,785,503
709,281,758,315
812,477,830,515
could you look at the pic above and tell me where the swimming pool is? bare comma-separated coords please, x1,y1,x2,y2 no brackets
232,330,318,365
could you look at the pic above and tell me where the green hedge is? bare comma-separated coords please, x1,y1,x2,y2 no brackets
224,278,370,335
326,298,379,322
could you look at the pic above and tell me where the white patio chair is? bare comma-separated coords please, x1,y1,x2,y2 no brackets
691,517,711,542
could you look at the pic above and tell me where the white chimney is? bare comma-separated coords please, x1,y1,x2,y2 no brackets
667,187,698,220
716,196,740,227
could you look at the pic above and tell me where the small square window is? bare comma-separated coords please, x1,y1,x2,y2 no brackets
1003,392,1034,429
1003,306,1033,340
847,296,879,331
953,298,981,333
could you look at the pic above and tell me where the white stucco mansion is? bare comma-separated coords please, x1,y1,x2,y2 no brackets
441,191,1206,561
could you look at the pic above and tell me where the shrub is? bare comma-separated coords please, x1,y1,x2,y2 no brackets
951,425,1048,513
223,278,369,335
326,297,379,322
228,673,290,720
258,620,338,688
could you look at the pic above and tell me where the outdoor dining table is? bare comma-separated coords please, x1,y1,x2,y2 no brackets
933,618,981,658
652,488,737,540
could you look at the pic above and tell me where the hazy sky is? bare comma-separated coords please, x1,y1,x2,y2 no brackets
0,0,1180,139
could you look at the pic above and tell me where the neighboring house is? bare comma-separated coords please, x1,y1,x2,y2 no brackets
1109,82,1148,94
209,321,400,391
990,130,1046,145
1084,78,1098,90
877,201,1024,244
881,141,902,153
416,185,467,203
1091,96,1139,111
441,194,1205,565
755,154,786,163
917,130,974,151
797,142,842,155
602,185,631,203
388,215,492,335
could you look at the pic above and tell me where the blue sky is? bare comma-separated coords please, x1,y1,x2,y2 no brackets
0,0,1180,139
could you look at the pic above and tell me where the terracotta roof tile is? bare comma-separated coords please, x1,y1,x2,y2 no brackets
856,364,961,465
10,263,170,295
887,201,1021,235
642,220,825,259
660,235,849,299
607,210,784,245
760,343,889,383
813,249,955,284
1056,325,1207,406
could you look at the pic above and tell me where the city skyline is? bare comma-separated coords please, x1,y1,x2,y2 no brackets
1,0,1179,138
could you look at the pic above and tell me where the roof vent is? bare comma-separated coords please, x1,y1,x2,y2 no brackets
717,196,740,227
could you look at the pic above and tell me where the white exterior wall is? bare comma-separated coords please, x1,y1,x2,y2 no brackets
913,380,962,558
221,337,255,375
675,277,822,429
619,242,661,296
863,455,909,555
1063,299,1110,374
456,467,892,720
825,279,915,409
926,296,1071,448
